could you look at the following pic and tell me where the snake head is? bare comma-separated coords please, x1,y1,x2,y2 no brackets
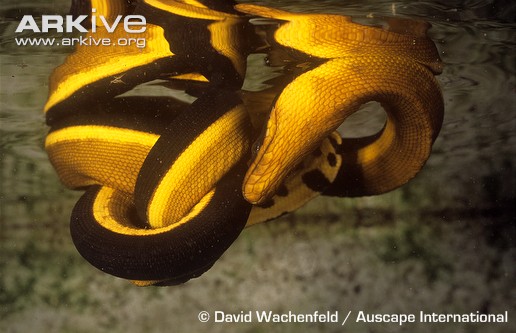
242,68,345,205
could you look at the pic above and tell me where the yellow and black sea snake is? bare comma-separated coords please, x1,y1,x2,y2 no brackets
44,0,444,285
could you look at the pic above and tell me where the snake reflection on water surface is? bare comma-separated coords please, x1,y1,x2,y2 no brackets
43,0,444,286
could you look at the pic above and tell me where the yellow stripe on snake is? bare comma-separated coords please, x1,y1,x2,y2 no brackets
44,0,443,286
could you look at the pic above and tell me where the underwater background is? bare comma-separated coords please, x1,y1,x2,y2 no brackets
1,0,514,332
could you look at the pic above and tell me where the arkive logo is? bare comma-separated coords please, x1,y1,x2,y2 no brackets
15,8,146,33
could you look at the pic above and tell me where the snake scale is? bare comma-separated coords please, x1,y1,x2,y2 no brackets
44,0,444,285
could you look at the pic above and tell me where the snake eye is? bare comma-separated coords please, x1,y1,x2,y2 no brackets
251,125,268,159
251,138,261,157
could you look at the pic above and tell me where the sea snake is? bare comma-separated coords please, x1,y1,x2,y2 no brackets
44,0,444,285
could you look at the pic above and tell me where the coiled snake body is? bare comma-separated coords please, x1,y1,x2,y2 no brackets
44,0,444,285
